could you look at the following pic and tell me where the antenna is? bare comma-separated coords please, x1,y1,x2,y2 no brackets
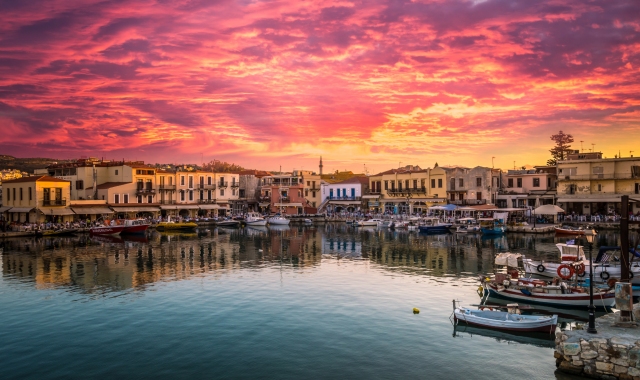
591,143,595,152
580,140,584,152
492,157,495,169
513,161,516,170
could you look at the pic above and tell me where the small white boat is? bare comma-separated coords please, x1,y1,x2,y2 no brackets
453,302,557,333
377,219,392,228
268,215,290,225
455,217,481,233
303,218,313,224
358,218,381,227
245,212,267,226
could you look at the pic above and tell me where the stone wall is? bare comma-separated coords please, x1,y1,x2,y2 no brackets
555,309,640,379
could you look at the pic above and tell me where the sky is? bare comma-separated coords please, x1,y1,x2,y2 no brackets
0,0,639,174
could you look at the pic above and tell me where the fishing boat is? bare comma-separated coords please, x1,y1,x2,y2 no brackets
554,225,596,235
453,302,557,333
89,224,126,235
479,217,506,235
455,217,481,233
217,219,241,228
523,244,640,283
357,218,382,227
244,212,267,226
418,217,452,234
268,215,290,225
121,219,150,234
156,217,198,231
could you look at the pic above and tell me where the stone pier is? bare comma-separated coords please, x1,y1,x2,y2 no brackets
555,305,640,379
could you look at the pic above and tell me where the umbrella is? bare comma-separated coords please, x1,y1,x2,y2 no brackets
533,204,564,215
534,196,541,208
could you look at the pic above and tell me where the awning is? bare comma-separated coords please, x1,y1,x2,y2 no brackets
557,198,621,203
8,207,33,213
39,208,75,216
328,200,362,205
71,207,114,215
176,205,199,210
274,203,303,207
259,203,271,207
199,204,220,210
0,206,11,212
160,205,178,210
361,195,380,199
110,207,160,212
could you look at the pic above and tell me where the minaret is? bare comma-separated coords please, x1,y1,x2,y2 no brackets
319,156,323,175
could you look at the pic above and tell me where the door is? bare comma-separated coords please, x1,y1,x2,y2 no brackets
351,188,355,198
329,189,333,199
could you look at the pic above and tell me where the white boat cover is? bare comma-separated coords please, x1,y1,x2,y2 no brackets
495,252,522,267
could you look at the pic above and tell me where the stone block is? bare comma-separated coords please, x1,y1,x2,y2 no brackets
612,357,630,366
630,348,640,367
563,342,581,356
559,360,584,375
554,351,563,359
582,350,599,360
629,367,640,377
572,360,583,366
616,365,629,374
596,361,614,372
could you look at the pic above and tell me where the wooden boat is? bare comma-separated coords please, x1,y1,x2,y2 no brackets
454,302,557,333
156,221,198,231
217,219,240,228
121,219,150,234
89,225,126,235
554,225,596,235
418,218,452,233
41,228,79,236
244,212,267,226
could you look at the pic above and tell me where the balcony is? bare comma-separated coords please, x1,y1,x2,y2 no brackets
160,200,176,205
231,182,240,188
136,187,156,195
280,196,290,203
43,199,67,206
159,184,176,190
200,199,216,204
449,199,487,205
259,196,271,202
219,181,228,188
328,196,362,201
558,173,639,181
387,187,427,196
198,184,216,190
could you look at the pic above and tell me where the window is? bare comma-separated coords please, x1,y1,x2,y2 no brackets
220,189,225,196
137,195,143,203
307,181,310,186
13,188,16,201
421,179,425,188
305,189,309,196
384,181,388,190
188,176,193,188
137,179,143,190
438,179,442,188
200,190,204,200
180,191,185,201
207,176,212,185
233,189,237,196
114,194,120,204
476,177,481,187
431,179,435,188
19,187,23,201
391,181,395,191
169,176,173,185
76,180,84,190
636,183,640,194
29,187,32,201
459,178,463,187
413,179,417,188
239,189,245,198
6,188,9,201
180,176,185,186
115,169,119,175
147,195,153,203
208,190,212,200
533,178,540,187
146,179,152,190
312,191,316,197
517,178,522,187
398,182,402,191
405,180,409,189
55,188,62,201
508,178,513,188
123,194,129,203
160,176,165,186
632,166,640,178
189,191,193,201
596,184,602,192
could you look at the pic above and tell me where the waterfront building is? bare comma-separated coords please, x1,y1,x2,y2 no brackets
236,170,271,214
495,167,556,209
259,170,317,215
1,175,73,223
442,166,502,206
318,176,369,213
367,165,446,214
556,151,640,215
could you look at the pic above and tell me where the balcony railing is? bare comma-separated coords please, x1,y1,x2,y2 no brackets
198,184,217,190
280,196,290,203
160,200,176,205
43,199,67,206
328,196,362,201
231,182,239,188
259,196,271,202
200,199,216,204
136,188,156,195
449,199,487,205
387,187,427,195
159,184,176,190
219,181,228,188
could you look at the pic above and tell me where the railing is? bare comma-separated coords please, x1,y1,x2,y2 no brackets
558,173,639,181
328,196,362,201
219,181,228,188
369,190,381,195
280,197,290,203
449,199,487,205
259,196,271,202
200,199,216,204
198,184,217,190
387,187,427,195
160,200,176,205
43,199,67,206
231,182,239,188
136,188,156,195
159,184,176,190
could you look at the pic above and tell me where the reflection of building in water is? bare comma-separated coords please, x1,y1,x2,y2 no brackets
322,235,362,257
259,228,322,267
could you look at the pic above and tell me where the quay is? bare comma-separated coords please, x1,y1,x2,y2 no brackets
556,304,640,379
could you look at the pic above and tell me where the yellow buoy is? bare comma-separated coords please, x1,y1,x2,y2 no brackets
413,308,420,314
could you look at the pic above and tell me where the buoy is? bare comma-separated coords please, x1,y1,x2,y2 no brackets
413,308,420,314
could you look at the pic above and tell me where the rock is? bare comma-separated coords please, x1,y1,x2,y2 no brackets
554,351,563,359
559,360,584,375
629,348,640,367
563,342,582,356
612,357,630,366
616,365,629,374
582,350,599,360
572,360,583,366
629,367,640,377
596,361,614,372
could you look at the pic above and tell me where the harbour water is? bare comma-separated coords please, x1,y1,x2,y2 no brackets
0,226,635,379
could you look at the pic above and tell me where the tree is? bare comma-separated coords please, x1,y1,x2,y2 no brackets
547,131,574,166
201,160,245,173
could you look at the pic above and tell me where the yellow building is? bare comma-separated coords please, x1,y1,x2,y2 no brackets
1,175,73,223
556,152,640,215
367,165,446,214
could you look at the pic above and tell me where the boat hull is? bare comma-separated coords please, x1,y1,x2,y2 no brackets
555,227,586,235
89,226,126,235
269,217,290,225
454,308,557,333
121,224,150,234
485,287,615,310
481,227,505,235
156,222,197,231
245,220,267,226
418,225,452,233
523,259,640,284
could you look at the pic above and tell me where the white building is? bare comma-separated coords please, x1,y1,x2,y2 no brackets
319,176,368,213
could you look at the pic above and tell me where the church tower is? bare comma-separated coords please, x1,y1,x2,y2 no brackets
319,156,323,175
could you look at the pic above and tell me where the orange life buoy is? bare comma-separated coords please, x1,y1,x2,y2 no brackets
574,263,586,275
557,264,574,280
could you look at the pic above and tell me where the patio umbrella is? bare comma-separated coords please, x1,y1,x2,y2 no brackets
533,204,564,215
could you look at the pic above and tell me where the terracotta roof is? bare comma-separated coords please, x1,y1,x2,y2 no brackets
336,176,369,186
3,175,70,184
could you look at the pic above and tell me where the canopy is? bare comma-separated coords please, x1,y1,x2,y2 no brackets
110,207,160,212
160,205,178,210
39,208,75,216
8,207,33,213
0,206,12,212
495,253,522,267
199,204,221,210
430,204,458,211
275,203,303,207
71,207,114,215
534,204,565,215
176,205,199,210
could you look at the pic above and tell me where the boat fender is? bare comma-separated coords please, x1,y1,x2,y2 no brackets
477,286,484,297
600,271,610,280
557,264,574,280
413,308,420,314
574,263,586,276
577,271,586,278
537,264,546,273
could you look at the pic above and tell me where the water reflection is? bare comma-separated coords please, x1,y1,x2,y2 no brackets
1,227,637,297
452,324,555,348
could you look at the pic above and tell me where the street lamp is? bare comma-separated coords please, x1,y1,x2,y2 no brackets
585,230,597,334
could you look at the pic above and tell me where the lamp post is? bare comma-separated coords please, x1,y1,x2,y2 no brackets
585,230,597,334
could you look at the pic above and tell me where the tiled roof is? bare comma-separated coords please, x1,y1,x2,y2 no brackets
3,175,70,184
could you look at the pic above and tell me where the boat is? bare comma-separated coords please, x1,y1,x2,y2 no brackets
455,217,481,233
377,219,392,228
41,228,79,236
391,220,408,229
89,224,126,235
121,219,150,234
523,244,640,283
479,217,506,235
217,219,241,228
244,212,267,226
452,324,555,348
555,225,596,235
268,215,290,225
418,217,452,234
453,302,557,333
303,218,313,225
357,218,381,227
156,220,198,231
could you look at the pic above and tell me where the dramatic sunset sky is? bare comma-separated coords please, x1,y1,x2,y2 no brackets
0,0,638,173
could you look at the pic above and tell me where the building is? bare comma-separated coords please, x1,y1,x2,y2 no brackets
1,175,73,223
443,166,502,206
367,165,447,214
318,176,369,213
556,152,640,215
259,171,317,215
496,167,556,209
236,170,271,214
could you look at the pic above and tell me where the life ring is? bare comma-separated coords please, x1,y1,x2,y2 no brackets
600,271,610,280
537,264,546,273
577,270,586,278
574,263,586,276
557,264,574,280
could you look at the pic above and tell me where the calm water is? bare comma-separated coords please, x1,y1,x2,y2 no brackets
1,225,635,380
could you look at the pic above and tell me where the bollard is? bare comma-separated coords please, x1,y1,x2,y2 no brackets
615,282,634,324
